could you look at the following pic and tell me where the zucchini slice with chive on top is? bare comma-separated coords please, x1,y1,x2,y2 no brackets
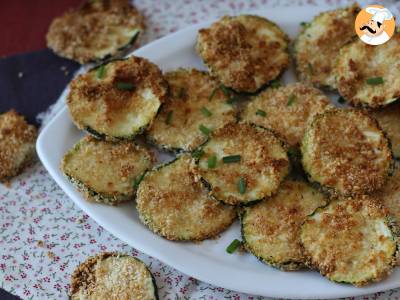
198,122,289,205
196,15,289,93
294,4,360,89
70,252,158,300
61,136,153,205
371,101,400,159
67,56,167,141
300,196,398,286
146,69,236,152
336,33,400,108
136,154,236,241
46,0,145,64
241,180,327,271
241,83,332,147
301,108,393,197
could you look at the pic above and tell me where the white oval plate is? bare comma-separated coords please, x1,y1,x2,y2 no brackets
37,6,400,299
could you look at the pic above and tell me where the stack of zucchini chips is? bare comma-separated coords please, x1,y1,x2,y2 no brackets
61,2,400,296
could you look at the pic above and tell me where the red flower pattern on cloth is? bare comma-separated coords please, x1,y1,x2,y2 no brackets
2,0,400,299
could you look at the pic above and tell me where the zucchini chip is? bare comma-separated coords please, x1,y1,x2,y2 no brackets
136,154,236,241
146,69,236,152
242,180,327,270
196,15,289,93
198,122,289,205
300,196,398,286
301,109,393,196
67,56,167,140
241,83,332,147
70,252,158,300
371,101,400,159
294,4,360,89
61,136,153,205
336,33,400,108
0,110,37,182
46,0,145,64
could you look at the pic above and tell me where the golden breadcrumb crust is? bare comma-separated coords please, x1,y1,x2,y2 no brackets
47,0,145,64
61,136,153,205
198,122,289,205
301,196,397,286
136,154,236,241
242,180,327,270
241,83,332,146
196,15,289,93
146,69,236,151
294,4,360,89
301,109,393,196
371,102,400,158
336,34,400,108
0,110,37,182
67,56,167,140
70,252,157,300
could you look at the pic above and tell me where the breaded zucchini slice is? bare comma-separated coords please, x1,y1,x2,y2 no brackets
67,56,167,140
0,110,37,182
241,83,332,147
146,69,236,152
61,136,153,205
196,15,289,93
336,33,400,108
294,4,360,89
371,101,400,159
241,180,327,270
70,252,158,300
198,122,289,205
301,109,393,196
300,196,398,286
46,0,145,64
136,154,236,241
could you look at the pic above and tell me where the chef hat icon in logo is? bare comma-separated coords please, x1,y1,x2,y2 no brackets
355,5,396,45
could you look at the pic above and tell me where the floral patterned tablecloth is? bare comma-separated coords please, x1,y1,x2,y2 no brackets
2,0,400,299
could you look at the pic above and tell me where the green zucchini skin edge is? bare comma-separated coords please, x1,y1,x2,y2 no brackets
197,122,291,206
239,208,306,271
301,110,396,197
299,201,400,284
87,30,141,64
68,253,159,300
64,174,134,205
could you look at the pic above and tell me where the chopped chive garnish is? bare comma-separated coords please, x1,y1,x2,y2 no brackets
192,149,204,159
238,177,246,194
300,21,310,28
287,94,296,106
166,111,173,125
270,80,281,88
220,85,231,97
366,77,384,85
96,65,105,79
133,173,145,189
116,82,134,91
199,124,212,136
256,109,266,117
208,155,217,169
209,87,218,101
226,239,241,254
337,96,346,104
201,106,212,117
222,155,241,163
307,63,313,75
226,96,238,105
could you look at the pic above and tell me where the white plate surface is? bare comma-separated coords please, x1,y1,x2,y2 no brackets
37,6,400,299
